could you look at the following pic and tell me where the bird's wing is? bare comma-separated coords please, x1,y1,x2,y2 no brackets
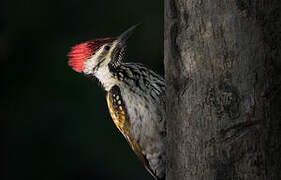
106,89,130,136
106,87,158,179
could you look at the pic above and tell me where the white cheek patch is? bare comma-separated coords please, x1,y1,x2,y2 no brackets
82,43,120,91
83,47,104,74
83,42,117,74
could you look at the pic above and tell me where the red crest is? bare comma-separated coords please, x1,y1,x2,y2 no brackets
68,38,116,72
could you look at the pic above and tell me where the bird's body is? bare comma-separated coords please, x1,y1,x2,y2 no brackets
106,63,165,179
68,25,166,179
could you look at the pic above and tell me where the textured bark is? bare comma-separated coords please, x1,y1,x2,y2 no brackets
164,0,281,180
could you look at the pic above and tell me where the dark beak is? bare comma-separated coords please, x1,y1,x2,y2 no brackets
117,24,140,46
110,24,140,65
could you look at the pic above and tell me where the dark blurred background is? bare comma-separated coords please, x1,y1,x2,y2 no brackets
2,0,163,179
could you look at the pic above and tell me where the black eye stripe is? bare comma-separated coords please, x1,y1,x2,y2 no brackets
93,57,105,72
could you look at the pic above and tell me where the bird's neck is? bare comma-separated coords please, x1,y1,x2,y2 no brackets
93,62,142,92
94,65,120,91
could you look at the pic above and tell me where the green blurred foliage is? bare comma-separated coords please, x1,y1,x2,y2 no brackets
2,0,163,179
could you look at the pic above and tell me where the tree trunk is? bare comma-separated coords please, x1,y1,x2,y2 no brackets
164,0,281,180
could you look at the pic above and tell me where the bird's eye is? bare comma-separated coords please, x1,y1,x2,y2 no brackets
104,45,110,51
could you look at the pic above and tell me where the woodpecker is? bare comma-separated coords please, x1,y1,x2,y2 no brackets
68,25,166,180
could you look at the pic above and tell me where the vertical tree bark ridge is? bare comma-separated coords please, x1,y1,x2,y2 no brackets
164,0,281,180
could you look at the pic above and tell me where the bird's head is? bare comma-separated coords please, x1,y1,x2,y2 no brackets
68,24,138,76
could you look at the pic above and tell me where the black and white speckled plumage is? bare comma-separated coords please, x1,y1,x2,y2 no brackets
108,62,166,179
69,25,166,180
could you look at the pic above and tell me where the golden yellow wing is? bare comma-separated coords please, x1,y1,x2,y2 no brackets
106,86,157,179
